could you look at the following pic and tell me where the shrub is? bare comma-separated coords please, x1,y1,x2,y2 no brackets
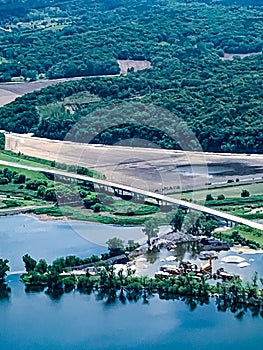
0,177,9,185
91,203,106,213
206,194,214,201
3,199,21,208
241,189,250,198
217,194,225,200
14,174,26,184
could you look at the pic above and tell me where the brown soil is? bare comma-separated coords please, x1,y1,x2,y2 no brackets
220,52,262,61
117,60,151,74
5,133,263,197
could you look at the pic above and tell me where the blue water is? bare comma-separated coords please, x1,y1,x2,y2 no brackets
0,214,144,270
0,215,262,350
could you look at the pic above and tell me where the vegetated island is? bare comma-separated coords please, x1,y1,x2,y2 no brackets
1,216,263,319
0,232,263,318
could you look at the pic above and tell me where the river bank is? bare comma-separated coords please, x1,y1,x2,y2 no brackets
3,274,263,350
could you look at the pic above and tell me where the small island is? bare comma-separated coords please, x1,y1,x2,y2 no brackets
0,218,259,318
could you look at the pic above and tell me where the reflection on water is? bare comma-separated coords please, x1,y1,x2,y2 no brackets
1,216,263,349
0,283,11,300
138,241,263,283
2,275,263,350
174,241,201,261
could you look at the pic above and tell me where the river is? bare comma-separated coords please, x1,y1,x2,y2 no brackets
0,215,262,350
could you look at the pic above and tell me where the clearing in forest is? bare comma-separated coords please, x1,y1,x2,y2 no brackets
117,60,151,75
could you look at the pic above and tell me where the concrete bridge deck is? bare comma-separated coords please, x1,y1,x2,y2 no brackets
0,160,263,231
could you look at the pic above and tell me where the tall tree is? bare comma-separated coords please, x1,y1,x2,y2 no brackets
0,259,10,282
106,237,125,256
22,254,37,273
168,209,184,232
142,218,159,247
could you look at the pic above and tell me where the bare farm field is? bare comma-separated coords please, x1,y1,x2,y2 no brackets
5,133,263,201
118,60,151,75
0,77,84,107
220,52,262,61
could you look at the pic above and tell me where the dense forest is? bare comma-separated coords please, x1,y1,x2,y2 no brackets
0,0,263,153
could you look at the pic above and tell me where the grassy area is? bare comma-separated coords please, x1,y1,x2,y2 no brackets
170,183,263,222
0,151,167,224
33,205,168,226
0,165,49,182
110,200,159,216
63,91,101,105
176,182,263,201
0,151,55,168
215,225,263,248
0,197,49,209
0,150,103,179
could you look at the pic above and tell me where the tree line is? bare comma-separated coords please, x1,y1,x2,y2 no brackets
0,0,263,153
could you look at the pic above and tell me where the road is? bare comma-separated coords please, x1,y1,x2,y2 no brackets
1,159,263,231
0,75,119,107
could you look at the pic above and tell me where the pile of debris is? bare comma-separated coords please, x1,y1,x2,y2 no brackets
153,231,198,250
155,260,212,279
213,267,236,281
200,237,232,251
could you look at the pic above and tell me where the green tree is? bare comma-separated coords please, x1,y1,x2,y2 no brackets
22,254,37,273
106,237,125,256
217,194,225,200
168,209,184,232
0,133,5,150
14,174,26,184
241,189,250,198
206,194,214,201
35,259,48,274
142,218,159,246
52,257,66,273
0,259,9,282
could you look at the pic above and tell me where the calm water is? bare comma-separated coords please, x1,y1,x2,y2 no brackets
0,214,146,271
0,215,262,350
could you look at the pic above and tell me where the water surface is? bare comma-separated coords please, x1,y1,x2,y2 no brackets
0,215,262,350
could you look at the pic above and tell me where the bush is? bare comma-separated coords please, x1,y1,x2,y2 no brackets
91,203,107,213
0,133,5,150
26,180,47,191
3,199,21,208
14,174,26,184
0,177,9,185
241,189,250,198
217,194,225,200
24,195,32,200
206,194,214,201
83,193,99,209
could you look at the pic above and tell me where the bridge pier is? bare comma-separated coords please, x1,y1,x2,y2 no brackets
1,159,262,233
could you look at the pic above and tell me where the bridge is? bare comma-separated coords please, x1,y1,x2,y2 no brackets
1,159,263,231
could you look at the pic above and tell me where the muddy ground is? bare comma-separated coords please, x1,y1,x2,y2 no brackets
5,133,263,202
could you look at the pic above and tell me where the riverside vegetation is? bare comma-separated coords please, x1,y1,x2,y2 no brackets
1,248,263,319
0,150,162,224
1,149,263,246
